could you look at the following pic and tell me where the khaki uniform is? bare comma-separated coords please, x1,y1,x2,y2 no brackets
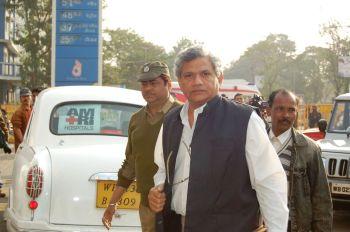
11,106,32,151
109,61,177,232
117,96,180,232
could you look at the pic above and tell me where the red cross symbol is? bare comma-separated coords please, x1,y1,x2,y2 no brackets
66,115,78,125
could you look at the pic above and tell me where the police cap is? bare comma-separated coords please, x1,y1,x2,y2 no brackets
137,61,170,82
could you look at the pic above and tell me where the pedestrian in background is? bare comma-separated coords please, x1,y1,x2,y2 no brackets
102,61,181,232
0,108,11,154
0,107,9,143
268,89,332,232
11,87,32,152
233,93,243,103
0,111,11,198
31,87,45,106
308,105,321,128
148,47,288,232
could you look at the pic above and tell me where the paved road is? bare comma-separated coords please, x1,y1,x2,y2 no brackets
0,146,14,232
1,148,350,231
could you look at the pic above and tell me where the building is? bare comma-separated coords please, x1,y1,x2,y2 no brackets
0,0,21,104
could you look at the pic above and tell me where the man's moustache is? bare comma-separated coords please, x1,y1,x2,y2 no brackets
279,119,291,124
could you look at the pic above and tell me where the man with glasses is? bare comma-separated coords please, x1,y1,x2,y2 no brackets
102,61,180,232
148,47,288,232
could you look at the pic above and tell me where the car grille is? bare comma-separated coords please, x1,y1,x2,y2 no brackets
327,158,349,178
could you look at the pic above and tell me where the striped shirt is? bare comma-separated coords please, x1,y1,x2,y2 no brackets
269,128,292,177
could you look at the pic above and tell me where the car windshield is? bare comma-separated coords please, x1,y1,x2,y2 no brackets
50,102,141,136
328,101,350,133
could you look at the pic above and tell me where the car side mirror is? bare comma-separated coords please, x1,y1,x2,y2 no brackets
318,119,327,133
346,127,350,139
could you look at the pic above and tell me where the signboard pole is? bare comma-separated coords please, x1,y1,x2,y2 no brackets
98,0,102,85
51,0,56,87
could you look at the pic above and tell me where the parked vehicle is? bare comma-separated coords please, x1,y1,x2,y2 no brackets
318,93,350,202
301,119,327,141
5,86,145,231
171,79,261,103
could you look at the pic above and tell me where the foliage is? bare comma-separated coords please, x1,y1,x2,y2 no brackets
320,21,350,97
294,46,334,103
102,29,167,89
223,27,350,103
6,0,52,88
165,37,202,79
224,34,296,98
9,0,350,103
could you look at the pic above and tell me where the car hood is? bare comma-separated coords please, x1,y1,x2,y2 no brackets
318,136,350,153
47,138,140,227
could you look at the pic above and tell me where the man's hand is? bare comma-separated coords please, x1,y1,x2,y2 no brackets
148,185,166,213
102,204,116,230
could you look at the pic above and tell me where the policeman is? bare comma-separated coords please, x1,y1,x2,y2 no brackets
102,62,181,232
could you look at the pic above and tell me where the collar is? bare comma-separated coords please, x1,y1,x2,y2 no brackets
269,128,292,145
202,95,221,114
160,95,175,114
21,105,32,111
291,128,309,147
145,95,174,115
180,101,206,128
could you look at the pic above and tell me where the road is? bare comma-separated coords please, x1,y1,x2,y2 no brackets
1,147,13,232
1,148,350,231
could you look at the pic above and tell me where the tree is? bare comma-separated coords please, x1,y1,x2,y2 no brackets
320,20,350,97
224,34,296,97
6,0,52,88
103,29,167,89
223,55,263,82
165,37,202,79
294,46,335,103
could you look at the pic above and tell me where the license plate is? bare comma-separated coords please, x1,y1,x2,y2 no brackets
331,183,350,195
96,180,140,209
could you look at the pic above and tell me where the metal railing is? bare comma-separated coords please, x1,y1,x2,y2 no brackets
0,62,21,78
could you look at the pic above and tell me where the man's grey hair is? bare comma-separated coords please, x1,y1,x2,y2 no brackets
174,46,222,78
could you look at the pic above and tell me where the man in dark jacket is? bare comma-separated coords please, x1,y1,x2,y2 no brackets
148,47,288,232
268,89,332,232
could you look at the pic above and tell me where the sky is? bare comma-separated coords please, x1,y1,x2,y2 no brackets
102,0,350,67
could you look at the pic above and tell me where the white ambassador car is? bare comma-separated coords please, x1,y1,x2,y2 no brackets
5,86,145,231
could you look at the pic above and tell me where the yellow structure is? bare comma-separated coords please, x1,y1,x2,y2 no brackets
1,104,18,144
298,104,333,130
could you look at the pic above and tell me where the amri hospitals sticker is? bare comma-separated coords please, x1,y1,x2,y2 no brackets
58,104,101,134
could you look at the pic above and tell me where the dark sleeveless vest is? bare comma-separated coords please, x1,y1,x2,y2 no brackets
157,96,262,232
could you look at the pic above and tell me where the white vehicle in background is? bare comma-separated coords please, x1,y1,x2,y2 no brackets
171,79,261,102
5,86,145,231
319,93,350,202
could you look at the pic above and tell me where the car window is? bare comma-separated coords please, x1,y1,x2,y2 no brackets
50,102,141,136
329,101,350,133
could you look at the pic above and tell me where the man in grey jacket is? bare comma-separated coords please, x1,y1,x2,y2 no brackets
268,89,332,232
